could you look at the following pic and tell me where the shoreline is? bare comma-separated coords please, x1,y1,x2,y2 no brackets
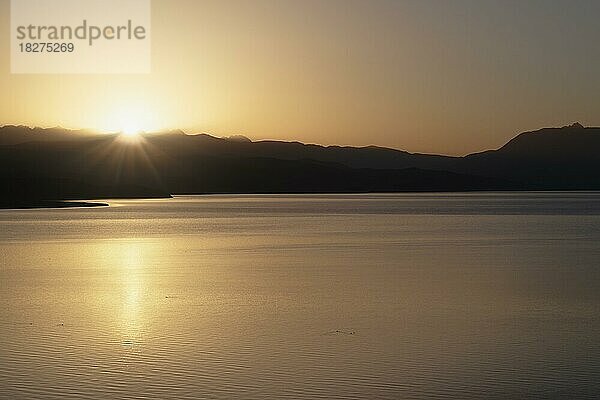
3,189,600,210
0,200,109,210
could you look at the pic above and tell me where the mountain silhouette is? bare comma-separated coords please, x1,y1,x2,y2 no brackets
459,124,600,189
1,123,598,207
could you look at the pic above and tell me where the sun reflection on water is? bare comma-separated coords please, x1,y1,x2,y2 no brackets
113,241,154,350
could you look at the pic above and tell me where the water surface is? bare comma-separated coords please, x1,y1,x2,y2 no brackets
1,193,600,399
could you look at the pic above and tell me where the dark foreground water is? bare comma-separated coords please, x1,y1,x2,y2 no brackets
1,193,599,399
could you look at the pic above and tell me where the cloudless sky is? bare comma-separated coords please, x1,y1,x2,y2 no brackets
0,0,599,155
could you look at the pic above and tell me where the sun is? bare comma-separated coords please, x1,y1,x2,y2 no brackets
122,124,141,137
101,102,160,137
117,122,143,142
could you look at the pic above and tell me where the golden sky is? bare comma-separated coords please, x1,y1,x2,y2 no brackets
1,0,599,155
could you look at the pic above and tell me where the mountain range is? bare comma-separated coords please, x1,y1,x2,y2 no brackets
1,123,599,207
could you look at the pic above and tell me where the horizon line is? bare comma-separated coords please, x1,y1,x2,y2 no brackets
0,121,594,158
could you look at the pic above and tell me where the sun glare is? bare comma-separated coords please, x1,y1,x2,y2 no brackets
101,102,161,137
122,124,141,137
117,121,143,142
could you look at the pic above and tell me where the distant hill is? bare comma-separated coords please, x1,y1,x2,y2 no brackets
460,123,600,189
0,126,98,145
0,123,598,204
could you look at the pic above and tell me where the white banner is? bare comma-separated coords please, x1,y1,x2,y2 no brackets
11,0,151,74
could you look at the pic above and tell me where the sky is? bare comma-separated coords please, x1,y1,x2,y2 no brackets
0,0,599,155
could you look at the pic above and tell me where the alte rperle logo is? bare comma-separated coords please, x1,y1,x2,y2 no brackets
11,0,151,74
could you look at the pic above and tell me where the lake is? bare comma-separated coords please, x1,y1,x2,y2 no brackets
1,193,600,399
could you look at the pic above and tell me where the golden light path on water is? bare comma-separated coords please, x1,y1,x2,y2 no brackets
118,242,146,350
85,239,166,369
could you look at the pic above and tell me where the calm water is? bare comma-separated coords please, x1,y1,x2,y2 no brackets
1,193,600,399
